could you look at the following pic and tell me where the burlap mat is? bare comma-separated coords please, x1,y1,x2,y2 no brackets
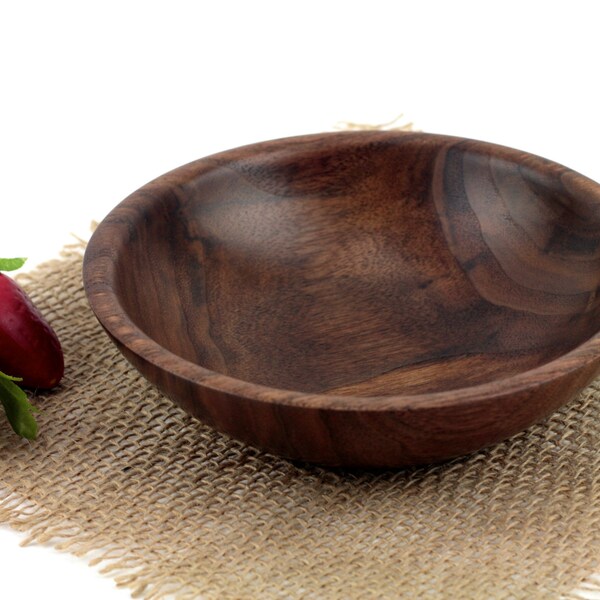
1,243,600,599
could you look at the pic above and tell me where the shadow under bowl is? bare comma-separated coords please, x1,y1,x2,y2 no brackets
83,131,600,467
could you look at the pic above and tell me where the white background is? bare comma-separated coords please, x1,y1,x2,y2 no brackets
1,1,600,598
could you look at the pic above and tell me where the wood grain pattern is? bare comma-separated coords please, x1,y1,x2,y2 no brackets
83,131,600,467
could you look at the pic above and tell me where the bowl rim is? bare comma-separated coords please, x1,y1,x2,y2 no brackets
83,130,600,413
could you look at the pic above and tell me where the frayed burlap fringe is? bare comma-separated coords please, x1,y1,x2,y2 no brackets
1,246,600,598
567,575,600,600
334,114,416,132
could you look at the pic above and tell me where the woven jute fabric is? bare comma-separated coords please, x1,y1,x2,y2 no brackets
1,244,600,600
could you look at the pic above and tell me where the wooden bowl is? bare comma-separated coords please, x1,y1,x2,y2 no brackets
83,131,600,468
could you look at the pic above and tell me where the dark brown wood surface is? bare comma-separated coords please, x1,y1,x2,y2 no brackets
83,131,600,467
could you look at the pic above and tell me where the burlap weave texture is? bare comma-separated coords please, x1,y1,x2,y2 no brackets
1,244,599,599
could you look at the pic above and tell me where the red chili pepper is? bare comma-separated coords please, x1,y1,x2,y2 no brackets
0,272,63,389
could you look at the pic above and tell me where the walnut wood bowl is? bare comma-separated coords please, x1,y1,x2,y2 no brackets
83,131,600,468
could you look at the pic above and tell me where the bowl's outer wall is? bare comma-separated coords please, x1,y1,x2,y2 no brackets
83,131,600,467
113,332,600,467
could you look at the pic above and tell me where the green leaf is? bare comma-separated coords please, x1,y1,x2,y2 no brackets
0,257,27,272
0,372,38,440
0,371,23,383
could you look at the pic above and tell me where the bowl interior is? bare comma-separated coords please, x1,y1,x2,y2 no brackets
114,134,600,396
